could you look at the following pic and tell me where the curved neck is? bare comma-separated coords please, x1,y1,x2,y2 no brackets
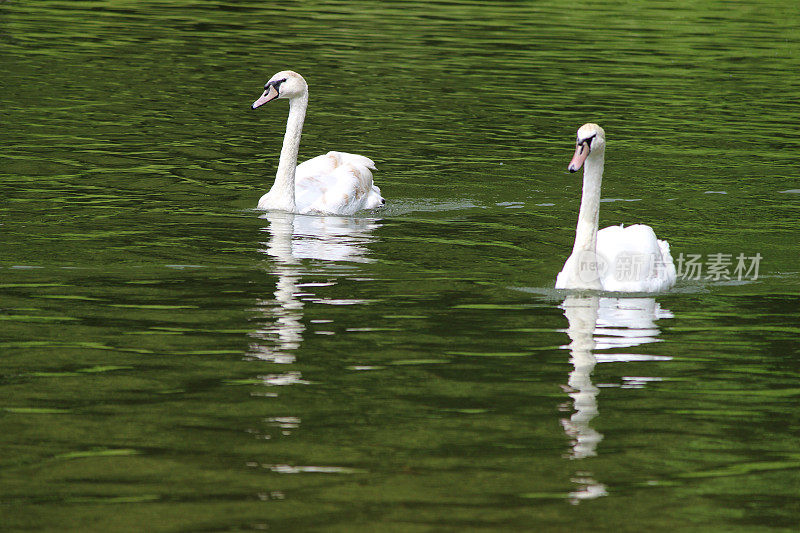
270,93,308,211
572,152,604,255
561,295,602,459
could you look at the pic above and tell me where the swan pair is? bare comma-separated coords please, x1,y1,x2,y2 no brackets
251,70,676,293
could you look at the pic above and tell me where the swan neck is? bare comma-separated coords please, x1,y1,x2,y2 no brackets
572,152,604,255
271,93,308,211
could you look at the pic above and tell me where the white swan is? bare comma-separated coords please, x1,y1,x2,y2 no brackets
556,124,676,292
251,70,384,215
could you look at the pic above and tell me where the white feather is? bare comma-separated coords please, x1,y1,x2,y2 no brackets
292,152,383,215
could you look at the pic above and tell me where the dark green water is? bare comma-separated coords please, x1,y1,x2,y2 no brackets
2,1,800,531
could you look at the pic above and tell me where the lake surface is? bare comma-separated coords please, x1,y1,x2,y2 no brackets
2,0,799,530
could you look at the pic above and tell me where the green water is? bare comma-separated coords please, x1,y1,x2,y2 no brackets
2,0,800,531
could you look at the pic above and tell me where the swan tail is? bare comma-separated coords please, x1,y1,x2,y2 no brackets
656,239,677,289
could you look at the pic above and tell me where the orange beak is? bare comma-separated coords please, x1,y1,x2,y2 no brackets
251,85,280,109
568,142,590,172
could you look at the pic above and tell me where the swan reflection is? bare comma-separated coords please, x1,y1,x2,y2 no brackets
266,212,380,263
248,211,380,365
560,295,672,503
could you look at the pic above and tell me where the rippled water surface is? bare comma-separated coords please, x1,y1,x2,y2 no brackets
2,1,800,530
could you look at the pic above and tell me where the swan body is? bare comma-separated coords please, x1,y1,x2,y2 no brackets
251,70,384,215
556,124,676,292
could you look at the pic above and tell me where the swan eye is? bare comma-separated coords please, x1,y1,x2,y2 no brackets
267,78,288,94
577,133,597,152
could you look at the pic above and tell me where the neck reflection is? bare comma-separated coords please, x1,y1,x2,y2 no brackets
560,295,672,503
248,211,380,365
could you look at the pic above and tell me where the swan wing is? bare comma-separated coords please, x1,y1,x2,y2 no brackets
597,224,676,292
329,151,376,172
295,151,376,180
294,152,381,215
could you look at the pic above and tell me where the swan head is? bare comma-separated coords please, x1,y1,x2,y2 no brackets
568,123,606,172
251,70,308,109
